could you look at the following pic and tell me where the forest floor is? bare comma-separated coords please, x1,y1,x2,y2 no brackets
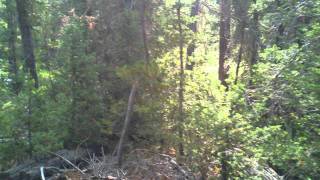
0,147,284,180
0,148,194,180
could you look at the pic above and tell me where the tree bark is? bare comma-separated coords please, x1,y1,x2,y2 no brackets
116,81,138,166
186,0,200,70
234,22,245,85
16,0,39,88
177,2,185,157
6,0,20,94
27,97,33,158
141,0,150,64
16,0,39,158
218,0,231,90
219,0,231,179
248,0,259,86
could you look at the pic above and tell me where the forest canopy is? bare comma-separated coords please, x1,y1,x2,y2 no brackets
0,0,319,179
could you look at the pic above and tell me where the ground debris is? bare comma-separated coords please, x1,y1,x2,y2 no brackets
86,149,194,180
0,149,194,180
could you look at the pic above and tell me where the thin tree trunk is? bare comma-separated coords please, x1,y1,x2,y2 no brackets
248,0,259,86
219,0,231,179
250,9,259,66
218,0,231,90
116,81,138,166
16,0,39,88
234,22,245,85
6,0,19,94
27,97,33,158
186,0,200,70
141,0,150,64
177,1,185,157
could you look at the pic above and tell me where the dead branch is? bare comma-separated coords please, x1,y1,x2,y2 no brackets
48,151,85,175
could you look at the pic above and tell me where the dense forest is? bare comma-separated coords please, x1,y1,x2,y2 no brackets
0,0,319,179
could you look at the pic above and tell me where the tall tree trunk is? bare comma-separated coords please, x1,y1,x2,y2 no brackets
186,0,200,70
219,0,231,179
218,0,231,90
116,81,138,166
248,0,259,86
141,0,150,64
234,22,245,85
16,0,38,158
16,0,39,88
177,1,185,157
6,0,20,94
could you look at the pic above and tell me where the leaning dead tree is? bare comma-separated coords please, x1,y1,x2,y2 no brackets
115,81,138,166
115,0,151,166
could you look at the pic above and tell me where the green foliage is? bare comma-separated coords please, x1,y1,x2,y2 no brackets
0,0,319,179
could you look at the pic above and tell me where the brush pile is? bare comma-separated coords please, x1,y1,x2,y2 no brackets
0,149,194,180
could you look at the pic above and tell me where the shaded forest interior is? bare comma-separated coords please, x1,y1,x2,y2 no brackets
0,0,320,179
